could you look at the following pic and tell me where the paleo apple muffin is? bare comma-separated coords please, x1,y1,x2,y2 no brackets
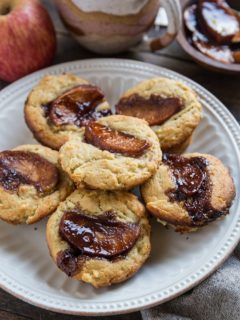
141,153,236,233
0,144,73,224
116,77,202,153
59,115,162,190
46,188,151,287
24,74,112,150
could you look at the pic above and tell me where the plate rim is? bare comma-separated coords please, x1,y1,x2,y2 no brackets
0,58,240,315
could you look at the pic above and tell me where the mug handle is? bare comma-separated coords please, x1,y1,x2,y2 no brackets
132,0,182,52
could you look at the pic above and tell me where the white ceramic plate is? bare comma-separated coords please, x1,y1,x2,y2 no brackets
0,59,239,316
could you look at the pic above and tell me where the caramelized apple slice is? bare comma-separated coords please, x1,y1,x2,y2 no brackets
184,4,198,33
116,94,183,126
56,249,78,277
192,32,234,63
163,153,207,197
84,121,150,157
0,150,59,194
59,211,140,258
198,0,240,44
48,84,110,127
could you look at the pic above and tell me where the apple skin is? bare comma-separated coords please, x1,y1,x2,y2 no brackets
0,0,56,82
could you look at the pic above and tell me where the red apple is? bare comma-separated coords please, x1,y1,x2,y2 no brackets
0,0,56,82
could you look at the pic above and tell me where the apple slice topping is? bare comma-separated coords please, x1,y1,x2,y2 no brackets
184,1,240,64
84,121,150,157
184,4,198,33
0,150,59,194
47,84,111,127
163,153,207,198
59,210,141,258
116,94,183,126
192,32,234,63
162,154,229,226
198,0,240,44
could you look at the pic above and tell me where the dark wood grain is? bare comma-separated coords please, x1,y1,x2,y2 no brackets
0,0,239,319
0,288,142,320
0,310,31,320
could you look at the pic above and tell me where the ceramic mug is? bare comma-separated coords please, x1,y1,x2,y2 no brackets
55,0,181,54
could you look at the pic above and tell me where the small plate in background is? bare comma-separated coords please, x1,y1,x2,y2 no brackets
177,0,240,75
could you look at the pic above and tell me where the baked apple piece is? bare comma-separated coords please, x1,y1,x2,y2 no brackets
192,32,234,63
184,2,236,64
59,210,141,258
0,150,59,194
163,153,207,198
116,94,183,126
84,121,150,157
198,0,240,44
48,84,111,127
184,4,198,33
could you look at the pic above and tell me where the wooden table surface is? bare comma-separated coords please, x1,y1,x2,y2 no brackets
0,1,239,319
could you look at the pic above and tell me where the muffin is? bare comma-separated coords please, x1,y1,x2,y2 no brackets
24,74,111,150
0,144,73,224
59,115,162,190
141,153,235,233
116,77,202,153
46,188,151,287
